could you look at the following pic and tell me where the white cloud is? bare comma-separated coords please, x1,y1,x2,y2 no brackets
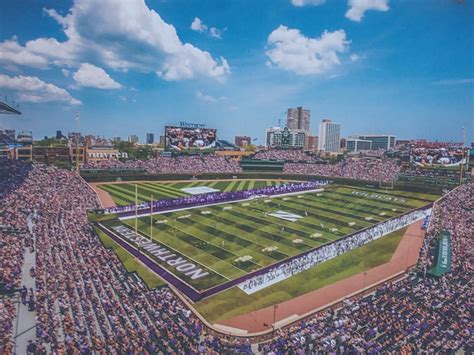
209,27,222,39
0,37,49,69
0,0,230,82
61,69,70,77
0,74,81,105
350,54,359,62
291,0,326,7
266,25,350,75
191,17,225,39
191,17,207,33
346,0,389,22
196,91,226,103
73,63,122,89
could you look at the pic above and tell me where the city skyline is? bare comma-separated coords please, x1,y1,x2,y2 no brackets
0,0,473,144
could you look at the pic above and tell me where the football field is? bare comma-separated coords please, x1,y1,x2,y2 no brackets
99,182,437,292
97,179,288,205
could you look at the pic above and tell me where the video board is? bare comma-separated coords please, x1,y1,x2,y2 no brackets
165,126,217,151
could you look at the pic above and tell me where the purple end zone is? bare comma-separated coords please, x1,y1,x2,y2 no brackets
102,181,325,218
95,222,201,301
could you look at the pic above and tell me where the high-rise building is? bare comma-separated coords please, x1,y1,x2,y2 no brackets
146,133,154,144
352,135,396,150
235,136,251,147
265,127,306,149
56,130,64,140
159,135,166,147
128,135,139,144
112,137,122,144
305,135,318,151
318,119,341,152
287,107,310,132
340,138,347,150
347,138,372,152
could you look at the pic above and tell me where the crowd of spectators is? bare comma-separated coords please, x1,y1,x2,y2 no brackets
1,158,471,353
84,154,241,174
0,161,33,353
258,182,473,353
399,165,462,183
349,149,385,158
104,181,324,215
241,208,430,295
0,160,249,353
252,150,320,162
284,158,401,182
84,152,402,183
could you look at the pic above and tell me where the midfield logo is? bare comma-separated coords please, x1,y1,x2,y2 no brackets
269,210,303,222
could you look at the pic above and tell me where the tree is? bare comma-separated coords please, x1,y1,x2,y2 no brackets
245,144,257,152
113,141,155,160
34,137,67,147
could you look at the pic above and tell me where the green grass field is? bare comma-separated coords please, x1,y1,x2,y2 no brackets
99,182,437,292
98,179,288,206
195,226,408,322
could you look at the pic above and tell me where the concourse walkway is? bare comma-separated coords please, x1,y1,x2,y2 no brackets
13,214,37,354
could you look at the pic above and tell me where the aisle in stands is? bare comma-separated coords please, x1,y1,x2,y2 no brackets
284,158,400,182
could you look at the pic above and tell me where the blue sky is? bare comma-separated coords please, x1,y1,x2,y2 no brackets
0,0,472,144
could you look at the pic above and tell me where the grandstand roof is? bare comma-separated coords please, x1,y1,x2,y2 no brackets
0,100,21,115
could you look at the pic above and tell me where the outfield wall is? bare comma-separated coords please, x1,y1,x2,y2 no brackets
81,171,448,194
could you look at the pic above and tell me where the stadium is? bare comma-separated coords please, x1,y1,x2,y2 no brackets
2,134,472,353
1,1,473,354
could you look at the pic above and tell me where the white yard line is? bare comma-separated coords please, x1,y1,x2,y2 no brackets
102,223,232,282
238,209,431,295
119,188,324,221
